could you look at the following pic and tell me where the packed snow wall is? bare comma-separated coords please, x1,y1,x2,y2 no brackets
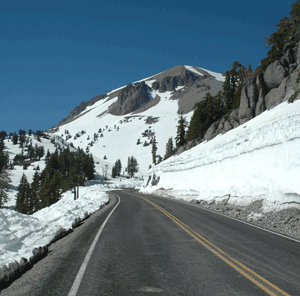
141,101,300,212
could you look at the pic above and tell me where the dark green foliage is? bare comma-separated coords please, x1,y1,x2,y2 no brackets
127,156,139,178
15,173,31,214
175,115,187,149
186,60,248,143
223,61,247,111
28,171,41,213
112,159,122,179
39,170,62,208
19,135,26,148
15,147,95,214
12,132,18,145
151,136,158,165
186,92,225,141
164,137,175,160
0,168,12,207
113,159,122,176
260,1,300,71
0,131,7,141
112,166,117,178
0,140,8,172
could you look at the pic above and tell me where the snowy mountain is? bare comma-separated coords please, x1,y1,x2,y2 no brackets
49,65,224,174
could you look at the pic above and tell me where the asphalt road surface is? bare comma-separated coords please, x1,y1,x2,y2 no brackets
1,189,300,296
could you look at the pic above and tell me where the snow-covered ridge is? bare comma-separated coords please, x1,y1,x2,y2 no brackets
184,65,225,82
141,101,300,212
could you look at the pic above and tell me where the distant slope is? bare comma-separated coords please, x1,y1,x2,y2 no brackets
50,65,224,173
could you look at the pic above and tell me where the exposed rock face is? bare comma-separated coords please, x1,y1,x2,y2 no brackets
152,70,199,93
263,60,288,90
202,41,300,142
109,82,151,115
56,94,107,127
53,64,224,128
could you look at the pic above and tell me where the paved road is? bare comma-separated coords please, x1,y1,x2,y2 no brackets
1,189,300,295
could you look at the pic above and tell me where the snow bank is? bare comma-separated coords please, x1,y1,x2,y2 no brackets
0,185,109,286
141,101,300,212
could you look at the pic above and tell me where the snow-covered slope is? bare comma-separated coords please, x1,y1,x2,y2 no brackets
51,65,224,174
141,100,300,213
3,134,73,208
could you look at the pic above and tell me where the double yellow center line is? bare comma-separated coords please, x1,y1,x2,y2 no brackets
135,194,290,296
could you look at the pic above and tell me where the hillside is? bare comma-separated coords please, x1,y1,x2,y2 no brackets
49,65,224,173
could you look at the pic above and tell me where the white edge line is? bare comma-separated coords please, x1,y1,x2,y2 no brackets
148,193,300,244
68,193,120,296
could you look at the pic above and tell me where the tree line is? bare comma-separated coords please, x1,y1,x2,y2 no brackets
15,147,95,214
111,156,139,178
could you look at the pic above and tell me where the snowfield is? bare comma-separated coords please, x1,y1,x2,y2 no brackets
51,65,224,174
141,100,300,213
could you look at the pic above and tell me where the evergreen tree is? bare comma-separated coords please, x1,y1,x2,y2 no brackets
12,132,18,145
223,61,247,111
127,156,139,178
164,137,175,160
151,136,158,165
19,135,26,148
175,115,187,149
39,172,51,208
112,166,117,178
261,1,300,71
115,159,122,176
0,168,12,207
0,141,8,172
16,173,30,214
29,171,41,213
247,62,253,73
186,92,225,142
0,131,7,141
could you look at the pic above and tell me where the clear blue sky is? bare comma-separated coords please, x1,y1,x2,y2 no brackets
0,0,296,134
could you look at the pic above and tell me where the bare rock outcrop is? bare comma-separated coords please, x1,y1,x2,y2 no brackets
263,60,288,90
109,82,151,115
201,41,300,144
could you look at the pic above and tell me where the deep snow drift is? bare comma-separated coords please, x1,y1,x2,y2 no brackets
141,100,300,213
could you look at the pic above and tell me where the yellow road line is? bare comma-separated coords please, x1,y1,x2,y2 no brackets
135,194,290,296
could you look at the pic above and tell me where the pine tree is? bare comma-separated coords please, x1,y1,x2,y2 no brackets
151,136,158,165
12,132,18,145
0,148,8,172
39,172,51,208
247,62,253,73
112,166,117,178
16,173,30,214
127,156,139,178
115,159,122,176
186,92,225,142
164,137,175,160
261,1,300,71
29,171,41,213
175,115,187,149
0,168,12,207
